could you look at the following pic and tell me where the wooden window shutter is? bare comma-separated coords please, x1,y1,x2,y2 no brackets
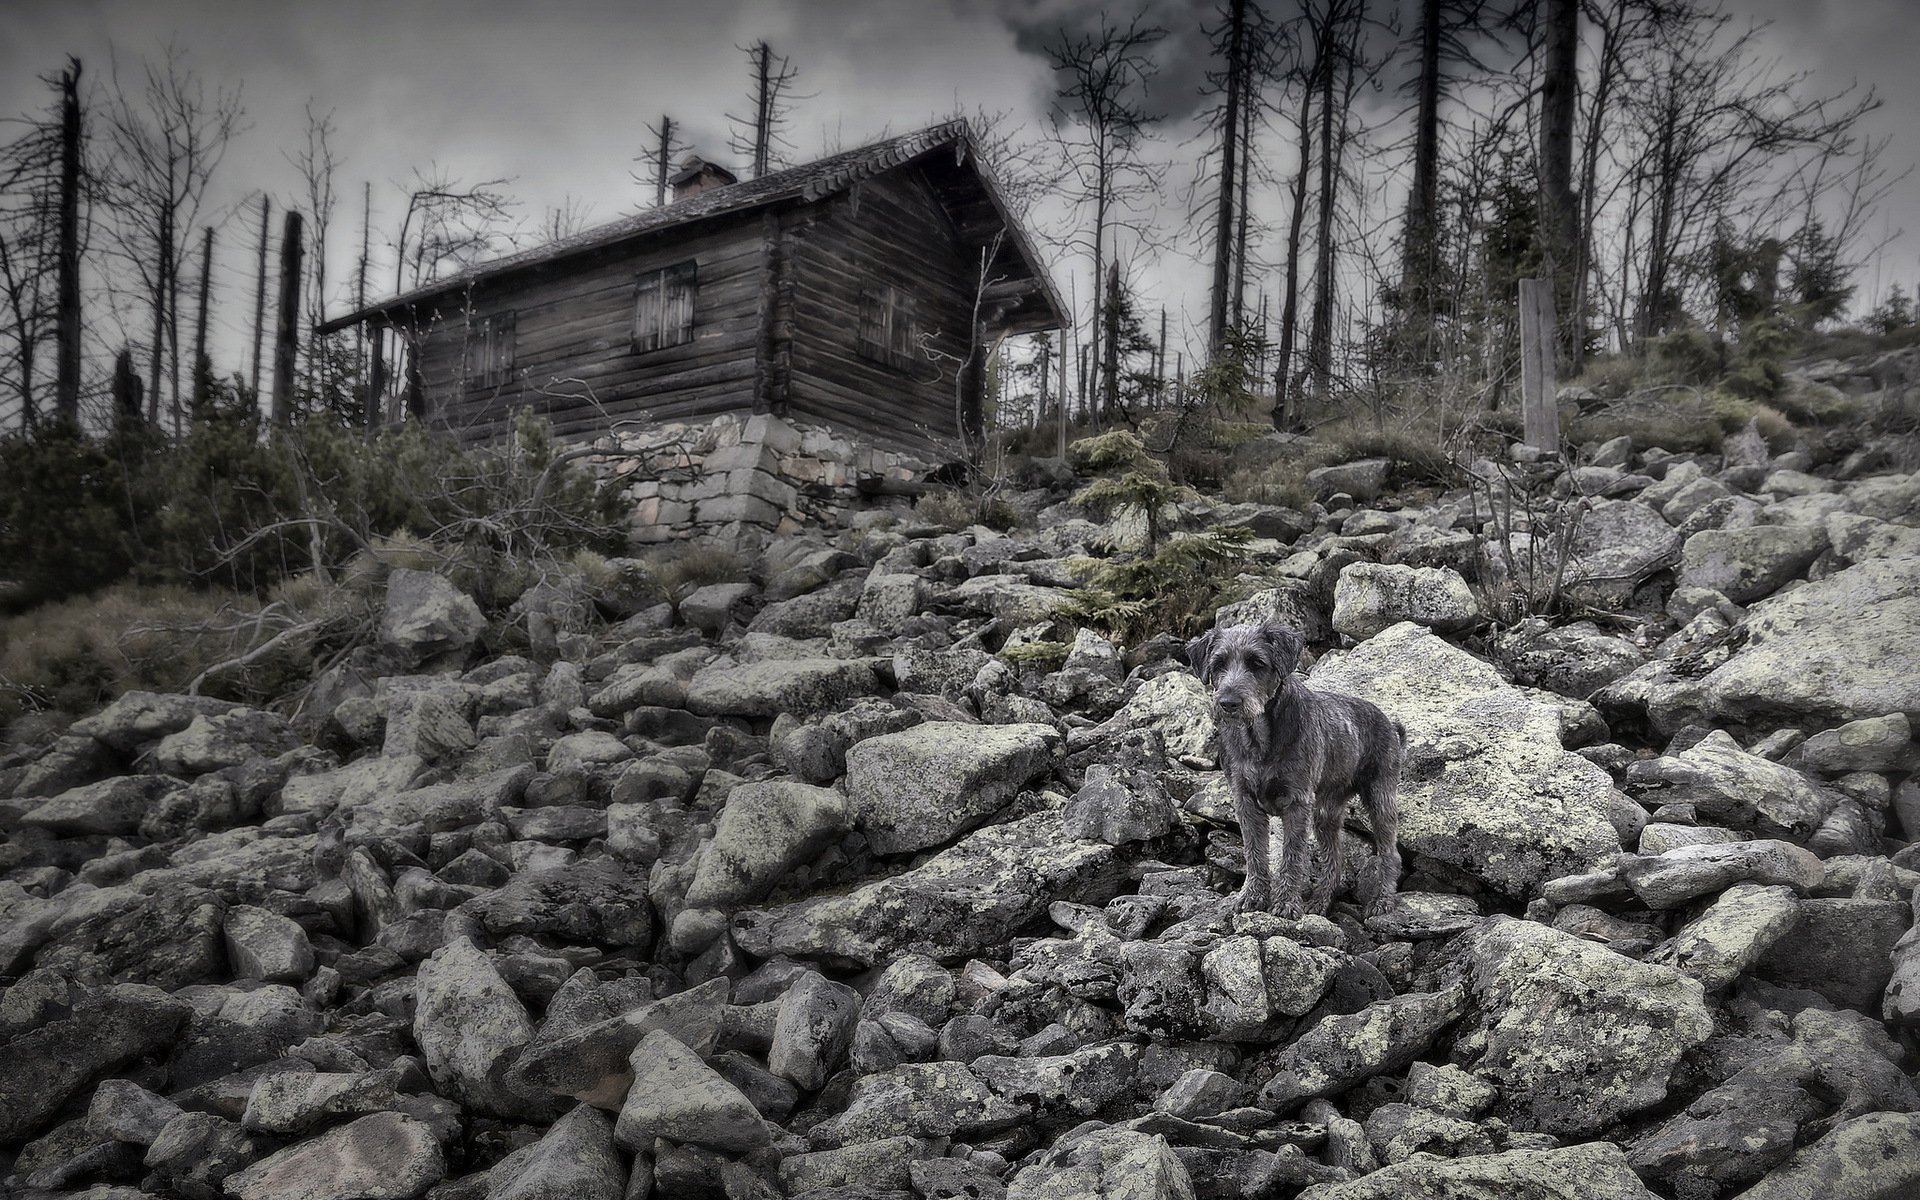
634,260,696,352
664,262,696,347
633,271,664,352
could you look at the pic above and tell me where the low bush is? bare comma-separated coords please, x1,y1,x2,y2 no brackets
911,487,1020,532
0,408,627,612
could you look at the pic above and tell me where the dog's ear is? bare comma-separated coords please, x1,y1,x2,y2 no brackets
1261,623,1303,675
1185,628,1219,684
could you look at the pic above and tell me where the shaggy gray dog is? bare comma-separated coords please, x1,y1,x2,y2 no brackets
1186,621,1404,918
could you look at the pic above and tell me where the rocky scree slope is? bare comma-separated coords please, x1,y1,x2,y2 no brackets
2,425,1919,1200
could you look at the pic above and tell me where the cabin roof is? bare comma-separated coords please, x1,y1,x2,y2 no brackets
320,120,1064,336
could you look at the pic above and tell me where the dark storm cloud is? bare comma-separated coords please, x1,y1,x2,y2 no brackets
965,0,1227,125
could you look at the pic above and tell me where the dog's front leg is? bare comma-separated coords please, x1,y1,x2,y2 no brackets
1269,788,1314,919
1233,790,1272,913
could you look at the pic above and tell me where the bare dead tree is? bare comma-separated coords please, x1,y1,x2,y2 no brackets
727,42,805,178
635,115,689,206
99,45,244,435
1044,12,1167,425
289,102,343,418
539,195,594,242
1207,0,1251,352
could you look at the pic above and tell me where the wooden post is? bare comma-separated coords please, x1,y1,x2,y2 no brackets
271,210,304,425
251,195,270,401
191,226,213,420
1518,277,1561,450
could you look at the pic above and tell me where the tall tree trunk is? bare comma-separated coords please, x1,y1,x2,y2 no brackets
1307,3,1342,411
251,195,269,402
1273,56,1316,431
753,44,772,178
656,115,674,206
1233,87,1255,330
54,58,82,423
1539,0,1579,365
1156,306,1168,405
1208,0,1249,351
1401,0,1441,367
191,226,212,421
1102,259,1121,417
271,211,304,426
358,182,372,434
148,209,170,425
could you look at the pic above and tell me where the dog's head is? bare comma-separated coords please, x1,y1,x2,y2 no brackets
1186,621,1303,722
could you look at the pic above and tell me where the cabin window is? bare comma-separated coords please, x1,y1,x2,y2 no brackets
634,261,697,352
857,285,921,371
465,310,515,388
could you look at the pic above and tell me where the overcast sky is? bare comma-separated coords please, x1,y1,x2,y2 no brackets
4,0,1916,385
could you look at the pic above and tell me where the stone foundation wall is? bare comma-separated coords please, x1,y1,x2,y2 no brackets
594,413,932,548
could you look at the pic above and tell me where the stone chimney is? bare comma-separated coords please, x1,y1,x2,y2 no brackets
669,157,739,203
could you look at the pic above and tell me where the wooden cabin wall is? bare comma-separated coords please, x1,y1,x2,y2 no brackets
409,221,766,445
784,168,976,456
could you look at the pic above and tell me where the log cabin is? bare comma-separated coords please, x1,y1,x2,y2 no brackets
318,121,1064,458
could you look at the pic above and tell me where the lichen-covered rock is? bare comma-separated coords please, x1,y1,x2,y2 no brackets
1625,731,1833,840
607,1031,762,1154
70,690,245,752
1331,562,1480,639
19,776,182,837
1006,1127,1196,1200
1560,498,1681,608
155,709,301,775
685,778,850,907
223,1112,444,1200
31,885,227,991
733,811,1127,968
683,655,879,717
1255,986,1466,1111
1647,882,1800,991
1307,623,1622,898
1618,839,1824,909
1084,671,1217,765
1679,524,1827,603
0,983,192,1142
223,904,315,982
1446,918,1713,1137
412,938,540,1119
1629,556,1920,732
1729,1111,1920,1200
818,1060,1024,1147
844,721,1059,855
1295,1140,1659,1200
379,568,485,665
487,1102,626,1200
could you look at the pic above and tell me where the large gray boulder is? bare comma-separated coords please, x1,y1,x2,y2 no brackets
1307,623,1623,898
1617,556,1920,733
1005,1127,1195,1200
612,1029,769,1154
732,810,1128,967
1647,881,1799,991
685,779,850,908
1295,1141,1659,1200
683,656,879,718
223,1112,444,1200
1256,986,1466,1111
1560,499,1680,608
1729,1111,1920,1200
412,938,540,1119
379,568,485,665
1623,731,1832,840
487,1103,626,1200
1331,562,1479,639
1446,918,1713,1136
1616,838,1823,909
1679,524,1827,603
70,690,245,752
845,722,1060,854
0,982,192,1142
1085,671,1216,765
19,776,181,836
